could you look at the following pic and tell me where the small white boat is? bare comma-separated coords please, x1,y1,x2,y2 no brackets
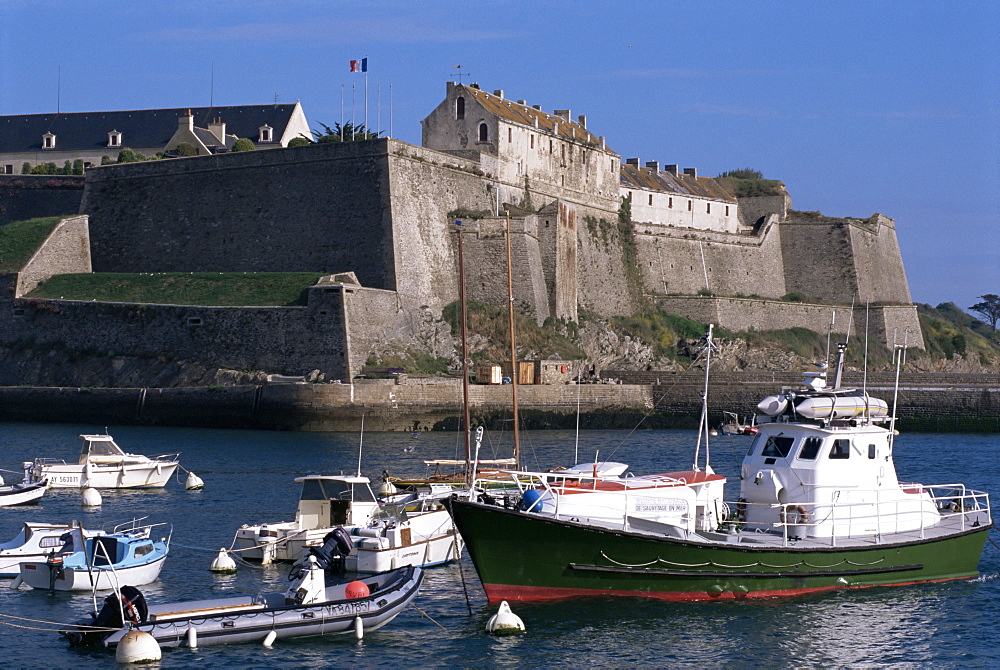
18,521,169,591
0,473,47,507
234,474,462,573
64,545,422,649
27,434,179,489
0,522,104,578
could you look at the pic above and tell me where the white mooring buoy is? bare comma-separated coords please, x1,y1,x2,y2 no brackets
486,600,526,635
209,548,237,573
263,630,277,648
184,471,205,490
115,629,162,663
81,487,102,507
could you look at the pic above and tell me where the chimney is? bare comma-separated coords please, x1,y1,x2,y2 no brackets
493,89,504,98
532,105,541,110
645,161,660,171
665,164,679,175
554,109,571,121
577,114,587,129
470,83,480,89
683,167,698,178
517,99,526,105
179,109,194,131
599,136,606,150
208,117,226,143
625,158,640,166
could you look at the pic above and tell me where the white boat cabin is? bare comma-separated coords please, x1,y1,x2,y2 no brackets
292,475,380,530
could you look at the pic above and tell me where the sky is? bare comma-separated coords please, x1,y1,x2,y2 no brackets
1,1,997,315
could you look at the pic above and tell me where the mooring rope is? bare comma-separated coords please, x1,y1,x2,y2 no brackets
0,611,118,633
410,603,447,631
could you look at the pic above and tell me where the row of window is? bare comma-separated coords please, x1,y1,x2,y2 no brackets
33,125,275,150
634,191,730,217
754,434,877,461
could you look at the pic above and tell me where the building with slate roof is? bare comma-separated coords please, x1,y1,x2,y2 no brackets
0,103,309,174
621,160,741,234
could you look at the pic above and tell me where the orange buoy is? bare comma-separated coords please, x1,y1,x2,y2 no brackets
345,581,370,599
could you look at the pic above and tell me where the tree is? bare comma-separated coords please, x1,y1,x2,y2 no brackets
174,142,198,156
311,121,381,143
21,162,31,174
231,138,256,152
969,294,1000,330
287,136,312,148
72,159,85,175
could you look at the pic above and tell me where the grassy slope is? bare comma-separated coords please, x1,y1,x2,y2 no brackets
0,217,62,272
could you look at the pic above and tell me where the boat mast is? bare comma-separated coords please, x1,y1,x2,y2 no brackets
505,210,520,467
455,221,472,487
692,324,714,472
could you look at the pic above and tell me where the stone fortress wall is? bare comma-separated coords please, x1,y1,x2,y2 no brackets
0,92,926,385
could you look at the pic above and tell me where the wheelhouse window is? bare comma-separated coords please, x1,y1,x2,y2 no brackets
107,130,122,148
761,435,795,458
798,437,823,460
829,439,851,459
478,123,488,142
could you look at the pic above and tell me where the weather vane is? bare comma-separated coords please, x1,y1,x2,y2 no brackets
450,65,470,84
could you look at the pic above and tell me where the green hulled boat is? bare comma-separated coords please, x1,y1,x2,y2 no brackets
448,333,993,602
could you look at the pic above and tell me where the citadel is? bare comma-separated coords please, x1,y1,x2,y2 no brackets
0,82,924,386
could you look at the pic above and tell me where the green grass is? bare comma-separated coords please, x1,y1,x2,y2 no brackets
27,272,328,306
0,217,62,272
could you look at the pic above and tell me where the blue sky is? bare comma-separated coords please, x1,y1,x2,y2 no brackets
2,1,997,314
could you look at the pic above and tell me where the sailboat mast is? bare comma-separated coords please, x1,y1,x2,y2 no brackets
505,210,520,467
456,221,472,485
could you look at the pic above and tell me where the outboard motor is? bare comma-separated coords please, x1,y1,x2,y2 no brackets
289,527,353,581
65,585,147,647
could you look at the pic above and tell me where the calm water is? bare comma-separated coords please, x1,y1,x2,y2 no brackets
0,422,997,667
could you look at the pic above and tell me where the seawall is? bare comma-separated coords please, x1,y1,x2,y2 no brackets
0,372,995,432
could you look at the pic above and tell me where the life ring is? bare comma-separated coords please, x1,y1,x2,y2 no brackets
779,504,809,526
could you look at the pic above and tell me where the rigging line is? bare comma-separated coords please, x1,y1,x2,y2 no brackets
453,530,473,616
601,338,713,464
0,611,118,631
410,603,448,631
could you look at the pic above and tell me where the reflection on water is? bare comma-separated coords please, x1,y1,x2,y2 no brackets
0,422,996,667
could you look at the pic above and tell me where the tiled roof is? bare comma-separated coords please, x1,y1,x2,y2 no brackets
0,104,299,153
620,163,736,202
459,85,609,150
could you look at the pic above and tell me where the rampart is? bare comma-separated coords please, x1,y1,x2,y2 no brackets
0,175,84,225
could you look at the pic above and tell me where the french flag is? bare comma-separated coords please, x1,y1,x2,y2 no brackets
350,58,368,73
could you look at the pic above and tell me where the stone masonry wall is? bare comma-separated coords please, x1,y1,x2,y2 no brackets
15,215,92,296
0,176,85,226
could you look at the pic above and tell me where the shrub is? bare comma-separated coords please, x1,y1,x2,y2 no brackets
175,142,198,157
231,138,256,152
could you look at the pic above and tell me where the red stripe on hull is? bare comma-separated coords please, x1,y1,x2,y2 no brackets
481,575,973,603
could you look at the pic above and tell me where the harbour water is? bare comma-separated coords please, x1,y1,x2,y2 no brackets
0,422,997,667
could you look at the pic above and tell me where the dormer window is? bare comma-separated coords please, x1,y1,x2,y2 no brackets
107,130,122,148
258,125,273,143
42,132,56,149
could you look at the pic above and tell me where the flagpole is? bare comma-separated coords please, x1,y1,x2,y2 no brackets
389,84,393,139
364,55,369,137
377,83,381,137
351,83,356,140
340,84,345,142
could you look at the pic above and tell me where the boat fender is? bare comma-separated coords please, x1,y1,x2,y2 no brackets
519,489,545,512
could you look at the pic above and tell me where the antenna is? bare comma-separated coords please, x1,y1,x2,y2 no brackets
824,310,835,372
356,414,365,477
450,65,470,84
57,66,61,114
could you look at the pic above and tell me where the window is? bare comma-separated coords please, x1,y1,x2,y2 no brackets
648,194,653,206
456,96,465,119
107,130,122,148
2,164,11,175
687,200,692,212
762,436,795,458
668,197,673,208
868,444,877,459
134,542,154,558
478,123,488,142
508,128,512,142
798,437,823,460
530,134,535,149
258,125,273,143
829,439,851,459
707,203,711,213
725,205,730,216
42,132,56,149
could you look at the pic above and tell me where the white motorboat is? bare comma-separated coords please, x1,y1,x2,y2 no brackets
27,434,179,488
18,521,169,591
0,472,47,507
0,522,104,578
234,474,462,573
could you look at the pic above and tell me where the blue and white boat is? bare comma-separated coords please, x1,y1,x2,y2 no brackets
18,521,169,591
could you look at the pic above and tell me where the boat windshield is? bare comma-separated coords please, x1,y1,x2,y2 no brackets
82,437,126,457
300,479,377,503
371,503,408,524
